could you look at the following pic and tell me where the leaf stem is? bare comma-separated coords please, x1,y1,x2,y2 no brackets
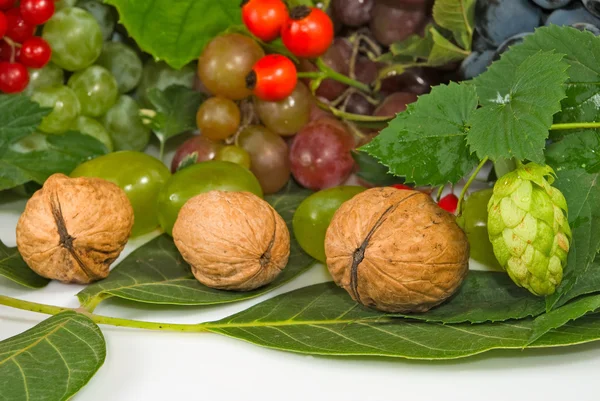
550,122,600,131
456,157,489,216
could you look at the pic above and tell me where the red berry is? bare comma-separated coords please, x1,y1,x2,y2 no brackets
281,6,334,58
246,54,297,101
5,8,35,43
0,40,19,61
0,11,7,38
20,0,54,26
241,0,288,42
391,184,413,190
0,61,29,93
0,0,15,10
19,37,51,68
438,194,459,214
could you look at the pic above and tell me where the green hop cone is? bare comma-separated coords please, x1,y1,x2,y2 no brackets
487,162,571,296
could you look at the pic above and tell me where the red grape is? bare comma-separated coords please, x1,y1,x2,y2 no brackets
379,67,434,96
374,92,418,117
332,0,374,27
346,93,375,115
370,2,427,46
299,38,351,101
290,118,355,190
171,135,221,173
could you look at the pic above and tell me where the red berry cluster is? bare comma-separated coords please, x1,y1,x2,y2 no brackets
241,0,334,102
0,0,53,93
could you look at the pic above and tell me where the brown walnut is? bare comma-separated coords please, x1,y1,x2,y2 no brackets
173,191,290,291
16,173,134,284
325,187,469,313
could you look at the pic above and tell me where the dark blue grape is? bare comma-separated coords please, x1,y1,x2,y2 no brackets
492,32,532,61
459,50,494,80
472,31,495,52
572,22,600,34
546,3,600,27
532,0,572,10
475,0,542,46
583,0,600,18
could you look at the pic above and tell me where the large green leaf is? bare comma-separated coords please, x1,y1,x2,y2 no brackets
362,82,479,186
0,132,108,191
0,241,49,289
546,130,600,174
432,0,476,50
205,281,600,360
468,51,569,163
546,168,600,310
0,95,50,150
105,0,240,69
0,312,106,401
77,182,317,311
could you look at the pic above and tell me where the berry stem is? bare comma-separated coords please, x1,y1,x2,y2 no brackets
550,122,600,130
315,57,371,93
456,157,489,217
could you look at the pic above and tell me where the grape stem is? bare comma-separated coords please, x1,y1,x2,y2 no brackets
297,57,372,94
550,122,600,130
456,157,489,217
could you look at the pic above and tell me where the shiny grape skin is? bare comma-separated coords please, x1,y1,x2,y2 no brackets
67,65,119,117
572,22,600,34
583,0,600,17
545,3,600,27
492,32,532,62
299,38,351,101
24,62,64,95
238,125,291,195
332,0,374,27
196,97,241,140
171,135,221,173
215,146,252,169
459,50,494,80
532,0,572,9
475,0,542,46
254,82,312,136
379,68,434,97
370,2,427,46
70,115,114,151
374,92,418,117
289,118,355,191
31,86,81,134
346,93,375,116
101,95,151,151
76,0,117,41
95,42,143,94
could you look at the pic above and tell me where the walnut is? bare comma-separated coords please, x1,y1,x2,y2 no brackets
325,187,469,313
16,173,134,284
173,191,290,291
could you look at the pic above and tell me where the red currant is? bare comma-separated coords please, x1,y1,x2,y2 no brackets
5,8,35,43
20,0,55,26
390,184,413,190
0,61,29,93
438,194,459,214
246,54,297,101
19,37,51,68
0,40,19,61
241,0,288,42
281,6,334,58
0,0,15,10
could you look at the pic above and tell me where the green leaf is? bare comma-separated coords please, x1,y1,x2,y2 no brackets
432,0,476,50
546,168,600,310
530,312,600,348
0,132,108,191
546,130,600,173
468,51,569,163
0,95,50,150
104,0,240,69
562,258,600,301
529,294,600,344
395,271,545,324
0,311,106,401
146,85,207,152
0,241,49,289
351,150,399,186
388,27,434,62
428,26,470,66
362,82,479,186
77,182,317,311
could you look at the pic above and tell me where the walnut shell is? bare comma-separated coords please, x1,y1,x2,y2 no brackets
16,173,134,284
173,191,290,291
325,187,469,313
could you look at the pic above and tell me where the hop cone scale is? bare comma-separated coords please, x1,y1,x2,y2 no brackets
487,163,571,296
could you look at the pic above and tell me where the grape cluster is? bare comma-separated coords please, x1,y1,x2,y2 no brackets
462,0,600,80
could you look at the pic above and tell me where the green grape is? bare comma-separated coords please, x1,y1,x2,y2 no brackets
254,82,312,136
55,0,77,10
42,8,103,72
24,63,64,95
196,97,240,140
136,59,195,107
9,132,49,153
68,65,118,117
71,151,171,237
100,95,151,151
31,86,81,134
157,161,263,236
70,116,113,151
457,188,503,270
76,0,117,41
215,146,251,169
293,186,366,262
198,33,264,100
95,42,143,94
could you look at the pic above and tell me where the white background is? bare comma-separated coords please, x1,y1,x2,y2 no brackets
2,178,600,401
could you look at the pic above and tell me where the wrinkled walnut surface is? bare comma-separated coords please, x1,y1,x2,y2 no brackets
173,191,290,291
16,173,134,284
325,187,469,313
